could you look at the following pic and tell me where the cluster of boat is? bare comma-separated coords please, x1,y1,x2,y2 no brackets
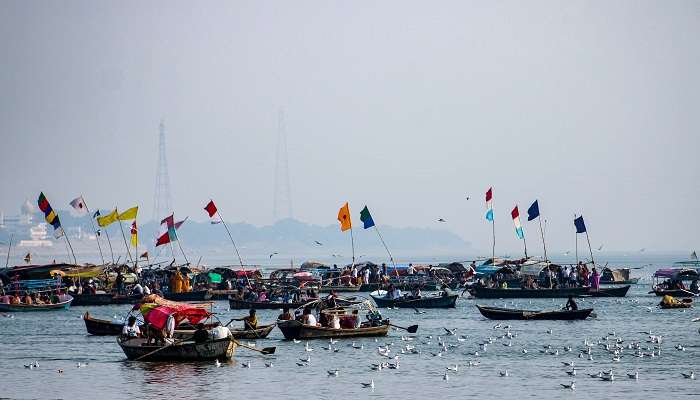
2,258,698,362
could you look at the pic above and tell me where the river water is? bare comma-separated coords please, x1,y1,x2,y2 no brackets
1,256,698,399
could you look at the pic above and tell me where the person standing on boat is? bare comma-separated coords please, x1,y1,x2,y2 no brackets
407,263,415,275
115,271,125,295
591,267,600,290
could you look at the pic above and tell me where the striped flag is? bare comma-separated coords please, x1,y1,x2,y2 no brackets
485,188,494,221
37,192,62,233
511,206,524,239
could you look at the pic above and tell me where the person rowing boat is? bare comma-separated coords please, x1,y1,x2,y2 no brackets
565,295,578,311
231,309,258,330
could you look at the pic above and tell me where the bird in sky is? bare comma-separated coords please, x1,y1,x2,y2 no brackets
597,245,604,251
269,252,279,259
466,196,470,200
314,241,323,246
438,218,446,222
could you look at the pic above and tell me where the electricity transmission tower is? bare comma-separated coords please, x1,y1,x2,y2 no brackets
153,119,173,239
273,109,293,221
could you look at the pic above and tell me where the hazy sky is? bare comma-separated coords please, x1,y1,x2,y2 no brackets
1,1,698,254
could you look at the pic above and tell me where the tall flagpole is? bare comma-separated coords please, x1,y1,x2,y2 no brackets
5,234,13,269
585,230,595,265
349,225,356,267
522,235,528,259
574,214,579,265
491,214,496,263
174,228,190,265
115,208,133,263
103,226,116,264
216,209,244,267
62,228,78,264
81,199,105,265
538,217,547,261
373,226,396,274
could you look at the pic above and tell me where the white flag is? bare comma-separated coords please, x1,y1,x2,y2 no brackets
69,196,87,215
54,226,65,239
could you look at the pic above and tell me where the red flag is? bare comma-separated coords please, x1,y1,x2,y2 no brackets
161,214,175,227
485,187,493,202
156,232,170,247
204,200,217,218
511,206,519,220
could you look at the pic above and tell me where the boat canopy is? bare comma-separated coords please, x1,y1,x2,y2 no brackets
653,268,699,280
475,265,514,277
520,262,553,277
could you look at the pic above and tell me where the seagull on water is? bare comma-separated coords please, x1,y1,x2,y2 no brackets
361,380,375,389
444,328,457,335
566,369,576,376
681,372,695,379
560,382,575,390
293,339,301,344
241,361,251,368
446,365,458,372
300,355,311,363
215,359,221,367
327,369,339,377
443,372,449,381
627,371,638,380
265,362,273,368
499,370,509,377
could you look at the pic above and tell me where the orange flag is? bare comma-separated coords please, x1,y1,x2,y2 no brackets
337,202,352,232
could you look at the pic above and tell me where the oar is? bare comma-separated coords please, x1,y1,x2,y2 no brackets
133,335,193,361
678,288,699,297
388,323,418,333
234,339,276,355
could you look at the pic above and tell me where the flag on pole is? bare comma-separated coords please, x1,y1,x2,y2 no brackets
485,188,494,221
574,216,587,233
24,252,31,263
527,200,540,221
337,202,352,231
175,217,188,230
690,251,697,261
117,206,138,221
359,206,375,229
204,200,218,217
53,226,65,239
140,251,149,259
511,206,524,239
92,210,100,219
156,214,178,247
97,209,118,227
37,192,62,232
69,196,87,215
130,221,138,247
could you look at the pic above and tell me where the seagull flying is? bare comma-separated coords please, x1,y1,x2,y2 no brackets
437,218,446,222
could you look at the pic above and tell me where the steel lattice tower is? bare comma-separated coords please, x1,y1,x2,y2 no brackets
153,119,173,226
273,109,293,220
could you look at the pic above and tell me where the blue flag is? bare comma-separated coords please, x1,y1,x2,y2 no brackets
360,206,375,229
574,216,586,233
527,200,540,221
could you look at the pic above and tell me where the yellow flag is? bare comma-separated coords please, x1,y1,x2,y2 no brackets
118,206,138,221
337,202,352,232
97,209,118,227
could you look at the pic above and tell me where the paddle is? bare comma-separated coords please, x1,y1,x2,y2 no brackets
234,339,276,355
388,323,418,333
133,335,193,361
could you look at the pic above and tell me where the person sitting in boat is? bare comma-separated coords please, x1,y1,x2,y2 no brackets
328,313,341,329
565,295,578,311
131,282,144,296
22,292,33,305
690,280,699,294
181,272,191,293
352,309,362,328
122,316,141,338
278,306,293,321
32,293,44,305
10,293,21,305
411,287,422,299
258,291,268,302
662,294,681,307
193,323,209,343
234,309,258,330
302,306,318,326
441,284,456,297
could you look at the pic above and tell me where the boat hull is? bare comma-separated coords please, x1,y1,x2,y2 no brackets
476,305,593,320
84,313,124,335
71,293,143,306
371,294,458,308
118,337,236,361
470,286,629,299
653,289,698,298
0,295,73,312
277,319,390,340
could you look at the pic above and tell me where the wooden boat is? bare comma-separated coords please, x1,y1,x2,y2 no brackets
164,290,212,302
652,289,698,298
0,294,73,312
228,297,310,310
476,305,593,320
84,312,221,336
659,298,693,309
71,293,143,306
586,285,631,297
117,336,236,361
370,292,458,308
469,286,629,299
276,319,390,340
320,285,362,293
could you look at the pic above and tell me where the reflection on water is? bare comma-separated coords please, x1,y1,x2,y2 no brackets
1,258,699,399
